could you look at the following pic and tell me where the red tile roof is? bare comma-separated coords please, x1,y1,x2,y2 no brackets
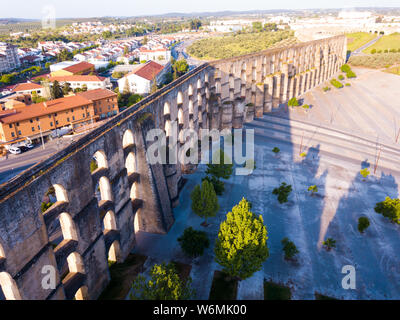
0,95,91,124
12,83,43,92
48,75,106,83
131,61,164,81
62,61,94,74
77,88,117,101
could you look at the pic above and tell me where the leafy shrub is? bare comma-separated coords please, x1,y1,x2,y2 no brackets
300,152,307,158
360,168,370,179
338,74,345,80
308,185,318,194
371,49,377,54
345,83,351,87
323,238,336,251
41,201,54,213
131,262,194,300
348,53,400,68
302,104,310,109
178,227,210,258
323,86,330,92
272,182,292,204
340,64,352,73
346,70,357,78
374,197,400,224
288,97,299,107
272,147,280,154
358,217,370,233
330,79,344,89
90,159,98,172
281,238,299,260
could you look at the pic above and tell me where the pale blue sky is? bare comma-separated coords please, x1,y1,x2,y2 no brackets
1,0,399,19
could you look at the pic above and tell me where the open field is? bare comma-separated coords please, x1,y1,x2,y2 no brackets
187,30,294,60
346,32,377,52
132,68,400,300
349,52,400,68
363,33,400,53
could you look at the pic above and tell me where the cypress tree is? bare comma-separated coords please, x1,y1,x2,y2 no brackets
191,180,219,224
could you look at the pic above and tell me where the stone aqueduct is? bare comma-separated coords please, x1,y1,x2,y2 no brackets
0,35,346,300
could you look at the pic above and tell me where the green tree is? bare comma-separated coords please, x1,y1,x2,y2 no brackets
62,82,71,95
81,84,88,92
308,185,318,194
206,149,233,182
214,198,269,280
142,35,148,45
102,31,113,39
374,197,400,224
281,237,299,260
178,227,210,258
252,21,263,32
323,238,336,251
358,217,370,233
191,180,220,224
50,80,64,100
272,147,280,154
360,168,370,179
272,182,292,204
202,175,225,196
130,262,194,300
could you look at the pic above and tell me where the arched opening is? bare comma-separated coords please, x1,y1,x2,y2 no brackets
0,242,4,260
99,177,113,202
130,182,139,201
188,84,194,96
125,152,137,175
0,272,21,300
178,108,184,125
165,120,172,137
177,91,183,105
197,78,202,89
67,252,85,274
122,129,134,149
59,213,78,242
103,211,117,231
41,184,68,215
163,102,170,116
91,150,108,173
74,286,88,300
188,100,194,115
108,240,122,264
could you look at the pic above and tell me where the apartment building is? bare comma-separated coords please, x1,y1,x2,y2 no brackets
77,88,119,119
0,88,118,143
0,42,21,73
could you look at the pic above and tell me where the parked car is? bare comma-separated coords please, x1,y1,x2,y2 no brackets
19,146,29,153
8,146,21,155
25,143,34,149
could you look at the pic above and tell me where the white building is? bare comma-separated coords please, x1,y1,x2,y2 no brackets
117,61,169,95
0,43,21,73
48,75,112,91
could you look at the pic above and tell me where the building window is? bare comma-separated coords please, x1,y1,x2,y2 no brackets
36,118,39,121
48,115,51,118
32,127,35,132
67,118,70,122
82,114,85,118
16,122,20,127
87,112,90,117
50,122,53,126
9,124,12,128
38,125,40,130
18,131,21,135
71,109,74,113
11,132,15,137
54,113,57,117
72,116,75,121
30,119,33,123
55,120,59,125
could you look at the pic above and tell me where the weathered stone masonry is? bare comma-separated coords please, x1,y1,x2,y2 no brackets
0,35,346,300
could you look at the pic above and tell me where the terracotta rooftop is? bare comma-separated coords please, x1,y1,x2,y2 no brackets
62,61,94,74
48,75,106,82
77,88,117,101
0,95,92,124
12,83,43,92
129,61,164,81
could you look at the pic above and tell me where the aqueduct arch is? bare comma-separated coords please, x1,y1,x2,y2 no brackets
0,35,346,299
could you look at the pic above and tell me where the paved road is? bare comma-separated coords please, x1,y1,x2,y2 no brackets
172,40,203,70
0,138,74,184
351,35,382,56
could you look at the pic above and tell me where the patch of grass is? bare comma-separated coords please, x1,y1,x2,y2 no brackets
315,292,338,300
98,254,147,300
209,271,238,300
349,53,400,68
346,32,377,52
385,65,400,75
363,33,400,53
264,281,291,300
